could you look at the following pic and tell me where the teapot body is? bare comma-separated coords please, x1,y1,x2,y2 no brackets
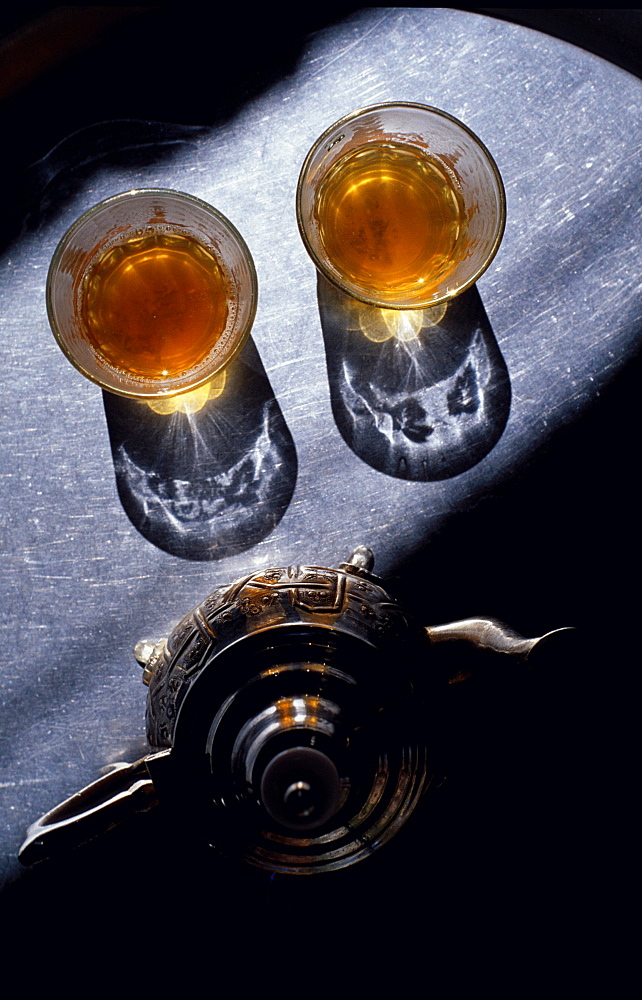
144,558,432,873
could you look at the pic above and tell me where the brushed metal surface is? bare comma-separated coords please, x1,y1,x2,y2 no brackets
1,7,640,899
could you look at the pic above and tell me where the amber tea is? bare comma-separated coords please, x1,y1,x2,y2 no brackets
82,232,229,380
47,190,258,398
314,142,466,303
297,103,505,310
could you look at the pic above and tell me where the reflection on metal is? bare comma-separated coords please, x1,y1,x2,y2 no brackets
19,547,571,874
318,275,510,480
103,338,297,560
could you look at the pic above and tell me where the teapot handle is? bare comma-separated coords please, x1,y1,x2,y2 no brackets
18,750,170,866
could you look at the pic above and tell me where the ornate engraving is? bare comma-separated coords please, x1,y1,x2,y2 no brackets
199,584,232,618
289,568,346,614
255,569,284,585
210,606,237,627
166,617,195,656
146,558,414,749
181,631,211,676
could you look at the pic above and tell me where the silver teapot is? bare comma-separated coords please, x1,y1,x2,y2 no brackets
19,546,570,874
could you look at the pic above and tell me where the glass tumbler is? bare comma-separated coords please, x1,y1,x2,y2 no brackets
296,102,505,310
47,189,258,398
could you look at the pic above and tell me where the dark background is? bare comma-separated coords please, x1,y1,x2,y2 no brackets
0,7,636,982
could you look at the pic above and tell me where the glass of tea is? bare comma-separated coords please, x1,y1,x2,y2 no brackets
296,102,505,310
47,189,258,398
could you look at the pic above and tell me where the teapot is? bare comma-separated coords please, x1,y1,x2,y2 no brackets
19,546,570,873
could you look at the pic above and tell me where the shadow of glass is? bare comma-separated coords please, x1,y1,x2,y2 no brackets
103,338,297,560
317,275,511,480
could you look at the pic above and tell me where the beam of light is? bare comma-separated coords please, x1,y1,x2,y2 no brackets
144,370,227,415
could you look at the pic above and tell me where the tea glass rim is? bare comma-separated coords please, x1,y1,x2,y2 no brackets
295,101,507,311
46,187,258,400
